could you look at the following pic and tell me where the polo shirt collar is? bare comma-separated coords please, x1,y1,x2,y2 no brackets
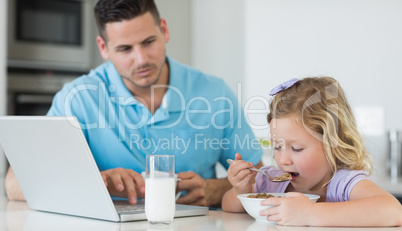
162,56,185,112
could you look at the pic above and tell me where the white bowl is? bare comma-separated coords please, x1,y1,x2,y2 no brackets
237,193,320,223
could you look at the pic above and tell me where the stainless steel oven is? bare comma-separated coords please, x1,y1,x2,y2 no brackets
7,69,78,115
6,0,98,115
7,0,95,72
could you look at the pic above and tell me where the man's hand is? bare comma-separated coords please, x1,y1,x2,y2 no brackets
175,171,232,207
5,167,26,201
101,168,145,204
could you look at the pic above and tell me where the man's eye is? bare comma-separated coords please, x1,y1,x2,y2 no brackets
144,39,155,45
292,147,304,152
118,47,131,52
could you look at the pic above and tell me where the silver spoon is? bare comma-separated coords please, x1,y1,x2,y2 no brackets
227,159,292,182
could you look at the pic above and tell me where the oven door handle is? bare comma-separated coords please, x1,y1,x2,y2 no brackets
15,94,54,104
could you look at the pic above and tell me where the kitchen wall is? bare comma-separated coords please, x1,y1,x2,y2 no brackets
191,0,245,92
155,0,191,65
244,0,402,179
191,0,402,180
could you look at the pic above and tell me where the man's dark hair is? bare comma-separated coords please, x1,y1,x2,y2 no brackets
94,0,160,41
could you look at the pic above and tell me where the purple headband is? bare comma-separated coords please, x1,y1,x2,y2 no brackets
269,78,299,96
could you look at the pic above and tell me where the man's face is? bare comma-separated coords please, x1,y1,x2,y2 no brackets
97,12,170,90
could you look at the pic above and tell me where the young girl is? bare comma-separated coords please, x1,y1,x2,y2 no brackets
222,77,402,226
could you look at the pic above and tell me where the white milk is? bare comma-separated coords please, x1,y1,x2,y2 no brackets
145,177,176,223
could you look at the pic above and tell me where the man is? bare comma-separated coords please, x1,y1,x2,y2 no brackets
5,0,262,207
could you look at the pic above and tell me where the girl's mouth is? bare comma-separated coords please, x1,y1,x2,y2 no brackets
288,172,299,181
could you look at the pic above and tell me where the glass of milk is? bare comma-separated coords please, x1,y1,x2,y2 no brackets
145,155,175,224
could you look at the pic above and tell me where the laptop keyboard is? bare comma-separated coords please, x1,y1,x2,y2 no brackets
114,201,145,214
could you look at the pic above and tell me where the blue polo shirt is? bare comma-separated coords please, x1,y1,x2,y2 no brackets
47,57,262,179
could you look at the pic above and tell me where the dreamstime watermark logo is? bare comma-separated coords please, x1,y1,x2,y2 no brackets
63,82,271,140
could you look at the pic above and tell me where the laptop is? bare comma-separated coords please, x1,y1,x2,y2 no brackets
0,116,209,222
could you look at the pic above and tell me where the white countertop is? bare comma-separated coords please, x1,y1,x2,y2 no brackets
0,197,400,231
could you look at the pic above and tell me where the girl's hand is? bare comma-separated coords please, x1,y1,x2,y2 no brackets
260,192,315,226
227,153,257,194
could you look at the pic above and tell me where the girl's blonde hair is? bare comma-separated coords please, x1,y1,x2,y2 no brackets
267,77,372,174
